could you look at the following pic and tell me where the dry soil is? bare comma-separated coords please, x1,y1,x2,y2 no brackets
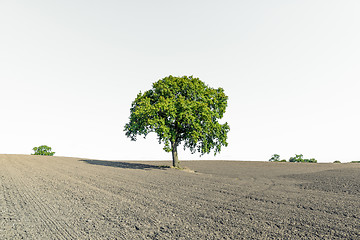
1,154,359,239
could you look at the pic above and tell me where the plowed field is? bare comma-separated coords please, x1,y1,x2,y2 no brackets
1,155,359,239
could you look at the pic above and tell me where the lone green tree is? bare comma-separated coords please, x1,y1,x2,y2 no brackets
32,145,55,156
124,75,230,168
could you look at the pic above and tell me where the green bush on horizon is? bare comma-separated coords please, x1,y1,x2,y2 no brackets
269,154,280,162
333,160,341,163
32,145,55,156
289,154,317,163
269,154,287,162
350,161,360,163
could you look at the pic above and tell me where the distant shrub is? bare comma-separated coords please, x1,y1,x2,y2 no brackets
289,154,304,162
269,154,280,162
32,145,55,156
305,158,317,163
289,154,317,163
333,160,341,163
269,154,287,162
350,161,360,163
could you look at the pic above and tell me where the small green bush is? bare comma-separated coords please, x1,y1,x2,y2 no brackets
269,154,287,162
269,154,281,162
305,158,317,163
333,160,341,163
32,145,55,156
289,154,304,162
350,161,360,163
289,154,317,163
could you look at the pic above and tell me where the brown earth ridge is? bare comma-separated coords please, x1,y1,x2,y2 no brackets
0,154,359,239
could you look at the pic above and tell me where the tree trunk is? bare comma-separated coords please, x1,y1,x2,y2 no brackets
171,142,180,168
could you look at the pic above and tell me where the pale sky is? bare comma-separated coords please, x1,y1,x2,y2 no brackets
1,0,359,163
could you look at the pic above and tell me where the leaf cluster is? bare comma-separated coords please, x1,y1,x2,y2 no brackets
124,75,230,155
32,145,55,156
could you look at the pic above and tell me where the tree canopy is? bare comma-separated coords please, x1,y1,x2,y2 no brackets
124,75,230,167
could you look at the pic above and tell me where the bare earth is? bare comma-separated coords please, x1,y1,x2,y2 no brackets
1,155,359,239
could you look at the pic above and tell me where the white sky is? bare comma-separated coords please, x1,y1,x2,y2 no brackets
1,0,359,163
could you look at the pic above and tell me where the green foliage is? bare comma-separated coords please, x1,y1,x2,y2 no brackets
269,154,287,162
269,154,280,162
289,154,304,162
307,158,317,163
350,161,360,163
32,145,55,156
124,75,230,159
289,154,317,163
333,160,341,163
